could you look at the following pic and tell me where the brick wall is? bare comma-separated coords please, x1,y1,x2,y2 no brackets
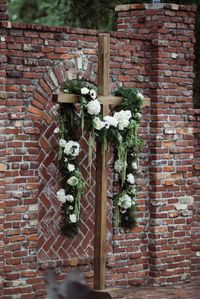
116,3,196,285
1,21,151,299
192,109,200,280
0,0,8,295
0,1,198,298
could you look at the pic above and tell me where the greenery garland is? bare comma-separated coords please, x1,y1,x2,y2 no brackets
55,80,144,238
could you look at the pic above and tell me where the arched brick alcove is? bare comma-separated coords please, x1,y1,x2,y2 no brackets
28,55,114,263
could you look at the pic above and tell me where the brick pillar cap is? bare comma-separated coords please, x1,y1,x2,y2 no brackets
115,3,196,12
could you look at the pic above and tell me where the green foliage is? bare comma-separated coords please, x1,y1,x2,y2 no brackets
162,0,198,3
57,103,86,238
8,0,198,28
57,80,144,235
7,0,153,29
8,0,68,26
121,205,137,229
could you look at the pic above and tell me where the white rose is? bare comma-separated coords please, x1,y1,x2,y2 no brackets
129,185,137,200
137,92,144,100
54,127,59,133
66,194,74,202
130,187,136,195
86,99,101,115
67,163,75,172
127,173,135,185
69,205,73,210
64,141,80,157
81,87,89,95
67,176,79,186
56,189,67,203
69,214,77,223
132,162,138,170
90,89,97,100
118,124,124,130
93,117,105,130
135,112,142,119
118,194,132,209
103,116,118,128
113,110,132,130
59,139,67,148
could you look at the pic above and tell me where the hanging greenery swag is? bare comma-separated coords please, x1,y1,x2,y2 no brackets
55,80,144,238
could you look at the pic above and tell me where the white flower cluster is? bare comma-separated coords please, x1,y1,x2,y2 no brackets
81,87,97,100
87,99,101,115
104,116,118,128
135,112,141,119
93,117,105,130
137,92,144,101
56,189,77,223
56,189,75,204
58,138,80,159
59,139,67,147
132,161,138,170
81,87,89,95
127,173,135,185
80,86,144,133
67,163,75,172
67,176,79,186
113,110,132,130
54,127,59,133
92,110,133,131
69,214,77,223
115,161,138,214
56,136,81,226
56,189,67,203
93,115,119,131
66,194,74,202
118,194,135,210
80,86,100,115
64,141,80,157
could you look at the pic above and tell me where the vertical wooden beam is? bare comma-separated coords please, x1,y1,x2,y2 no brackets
94,33,110,290
97,33,110,97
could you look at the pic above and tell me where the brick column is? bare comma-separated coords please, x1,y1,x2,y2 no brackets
191,109,200,279
0,0,8,295
0,0,8,25
116,3,196,285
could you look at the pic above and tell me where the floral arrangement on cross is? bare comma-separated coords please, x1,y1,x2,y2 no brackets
54,80,144,238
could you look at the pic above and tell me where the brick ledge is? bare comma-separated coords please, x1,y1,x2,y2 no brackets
115,3,196,12
38,257,93,269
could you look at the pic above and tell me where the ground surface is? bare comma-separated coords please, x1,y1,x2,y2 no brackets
115,280,200,299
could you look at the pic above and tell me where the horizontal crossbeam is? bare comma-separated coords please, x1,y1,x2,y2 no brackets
52,93,150,107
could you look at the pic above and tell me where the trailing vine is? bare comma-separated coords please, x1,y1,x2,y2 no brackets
54,80,144,238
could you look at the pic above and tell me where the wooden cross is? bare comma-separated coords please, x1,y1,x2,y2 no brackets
52,33,150,291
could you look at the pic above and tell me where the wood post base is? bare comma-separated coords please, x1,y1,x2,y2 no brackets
92,288,124,299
